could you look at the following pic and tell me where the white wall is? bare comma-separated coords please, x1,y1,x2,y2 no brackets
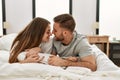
0,0,3,36
73,0,96,35
5,0,96,35
5,0,32,34
36,0,69,29
99,0,120,40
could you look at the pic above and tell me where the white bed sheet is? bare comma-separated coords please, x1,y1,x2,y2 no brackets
0,45,120,80
0,63,120,80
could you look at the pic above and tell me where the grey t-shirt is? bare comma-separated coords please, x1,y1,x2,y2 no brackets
53,31,92,58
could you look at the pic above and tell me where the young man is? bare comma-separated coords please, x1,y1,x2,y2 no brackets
48,14,97,71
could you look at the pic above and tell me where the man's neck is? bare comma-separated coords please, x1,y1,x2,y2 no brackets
62,33,73,45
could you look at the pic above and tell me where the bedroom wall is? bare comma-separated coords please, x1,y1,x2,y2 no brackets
0,0,3,36
99,0,120,40
73,0,96,35
5,0,32,34
5,0,96,35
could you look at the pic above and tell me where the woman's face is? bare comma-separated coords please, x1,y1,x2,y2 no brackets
42,24,52,42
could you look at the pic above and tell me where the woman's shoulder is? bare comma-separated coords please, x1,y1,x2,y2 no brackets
41,37,53,48
46,37,53,44
40,37,53,53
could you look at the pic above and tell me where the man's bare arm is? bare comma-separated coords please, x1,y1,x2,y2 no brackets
48,55,97,71
65,55,97,71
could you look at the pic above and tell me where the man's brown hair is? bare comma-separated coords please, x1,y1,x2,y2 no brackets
54,14,76,32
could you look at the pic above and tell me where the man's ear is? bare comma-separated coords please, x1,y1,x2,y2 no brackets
63,30,69,37
63,30,68,36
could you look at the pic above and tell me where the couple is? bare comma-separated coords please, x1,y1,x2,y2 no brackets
9,14,97,71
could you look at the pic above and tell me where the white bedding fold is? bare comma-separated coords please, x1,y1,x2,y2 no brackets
0,63,120,80
0,63,82,80
0,44,120,80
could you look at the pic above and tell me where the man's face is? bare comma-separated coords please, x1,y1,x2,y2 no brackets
52,22,64,41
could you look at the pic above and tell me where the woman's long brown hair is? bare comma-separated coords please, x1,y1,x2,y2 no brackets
9,17,50,63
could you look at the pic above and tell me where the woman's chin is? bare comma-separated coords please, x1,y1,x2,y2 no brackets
45,39,50,42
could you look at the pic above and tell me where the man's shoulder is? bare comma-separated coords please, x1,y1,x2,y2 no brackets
73,33,90,48
75,33,87,42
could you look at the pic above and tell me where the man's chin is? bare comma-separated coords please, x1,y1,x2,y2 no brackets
54,37,61,41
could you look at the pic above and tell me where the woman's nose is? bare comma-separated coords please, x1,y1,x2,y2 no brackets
52,30,54,34
49,32,52,36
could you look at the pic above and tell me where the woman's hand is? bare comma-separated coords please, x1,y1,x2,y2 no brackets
25,47,41,57
20,53,44,63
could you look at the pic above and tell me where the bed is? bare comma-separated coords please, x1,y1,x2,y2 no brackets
0,33,120,80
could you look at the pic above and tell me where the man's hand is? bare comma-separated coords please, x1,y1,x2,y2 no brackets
65,57,78,62
48,55,97,71
48,55,67,66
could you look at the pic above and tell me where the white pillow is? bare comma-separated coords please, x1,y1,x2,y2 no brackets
91,44,119,71
0,33,17,51
0,50,10,63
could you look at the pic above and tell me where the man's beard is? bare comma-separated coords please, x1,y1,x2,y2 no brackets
55,35,64,41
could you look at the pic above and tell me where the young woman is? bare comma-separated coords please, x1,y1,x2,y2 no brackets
9,17,52,63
